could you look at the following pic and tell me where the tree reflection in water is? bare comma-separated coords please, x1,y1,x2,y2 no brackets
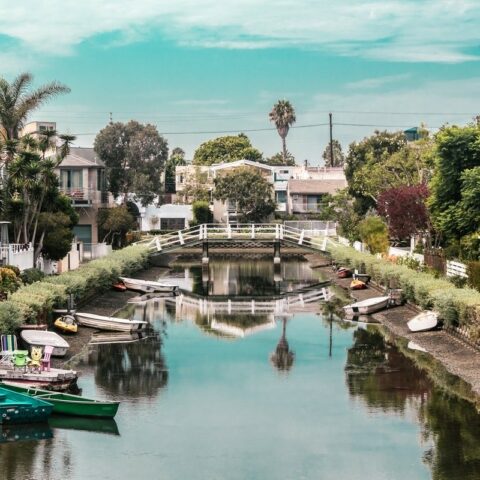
88,332,168,398
270,317,294,372
345,326,480,479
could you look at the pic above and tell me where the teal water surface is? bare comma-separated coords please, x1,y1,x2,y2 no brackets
1,259,479,480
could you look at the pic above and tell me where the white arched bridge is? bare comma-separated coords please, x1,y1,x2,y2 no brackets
137,223,335,261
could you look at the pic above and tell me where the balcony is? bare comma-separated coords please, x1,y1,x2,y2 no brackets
60,188,109,207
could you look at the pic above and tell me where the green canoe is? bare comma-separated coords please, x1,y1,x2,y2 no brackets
0,384,119,419
0,387,53,424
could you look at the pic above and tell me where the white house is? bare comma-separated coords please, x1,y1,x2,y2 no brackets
136,203,193,231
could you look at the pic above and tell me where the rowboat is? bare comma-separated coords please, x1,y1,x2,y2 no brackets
343,296,390,315
54,315,78,334
0,386,53,424
337,268,352,279
119,277,179,293
0,383,119,418
20,330,70,357
407,311,438,332
350,279,367,290
112,282,127,292
75,312,147,332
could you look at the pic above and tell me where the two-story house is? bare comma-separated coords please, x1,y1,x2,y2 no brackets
56,147,111,245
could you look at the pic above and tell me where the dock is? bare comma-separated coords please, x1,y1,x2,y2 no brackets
0,366,78,391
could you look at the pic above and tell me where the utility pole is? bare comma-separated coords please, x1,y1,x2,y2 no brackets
109,112,113,124
329,112,334,168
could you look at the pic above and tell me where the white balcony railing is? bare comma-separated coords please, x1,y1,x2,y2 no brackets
0,243,34,271
59,188,109,206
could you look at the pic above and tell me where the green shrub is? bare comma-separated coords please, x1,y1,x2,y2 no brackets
0,301,23,333
192,201,212,225
3,265,20,276
0,266,22,295
20,268,45,285
467,261,480,292
358,216,389,254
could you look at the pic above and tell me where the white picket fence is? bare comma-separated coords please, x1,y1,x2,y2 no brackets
446,260,468,278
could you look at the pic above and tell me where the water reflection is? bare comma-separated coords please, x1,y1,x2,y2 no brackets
345,327,480,480
49,416,120,436
165,257,322,297
84,332,168,398
270,316,295,372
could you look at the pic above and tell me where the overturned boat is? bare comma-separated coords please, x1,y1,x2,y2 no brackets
75,312,148,332
119,277,179,293
343,296,390,316
407,311,438,333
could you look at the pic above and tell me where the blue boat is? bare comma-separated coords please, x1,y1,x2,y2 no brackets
0,387,53,424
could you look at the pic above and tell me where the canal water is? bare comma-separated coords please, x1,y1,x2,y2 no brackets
1,258,480,480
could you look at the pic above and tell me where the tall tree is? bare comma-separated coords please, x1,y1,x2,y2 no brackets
193,134,262,165
265,151,296,166
94,121,168,205
322,139,345,167
165,147,187,193
269,100,296,164
213,167,276,222
0,73,70,158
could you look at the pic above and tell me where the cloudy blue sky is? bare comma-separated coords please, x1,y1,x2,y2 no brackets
1,0,480,164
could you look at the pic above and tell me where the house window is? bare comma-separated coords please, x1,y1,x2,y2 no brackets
160,218,186,231
60,169,83,189
97,169,106,191
276,191,287,203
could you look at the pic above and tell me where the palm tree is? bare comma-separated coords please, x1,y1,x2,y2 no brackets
0,73,70,162
269,100,296,164
58,134,77,159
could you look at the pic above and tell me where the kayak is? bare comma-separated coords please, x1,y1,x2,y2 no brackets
0,383,119,418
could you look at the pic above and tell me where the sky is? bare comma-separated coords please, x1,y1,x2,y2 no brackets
1,0,480,164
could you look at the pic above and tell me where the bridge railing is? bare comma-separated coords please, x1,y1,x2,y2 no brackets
137,223,338,253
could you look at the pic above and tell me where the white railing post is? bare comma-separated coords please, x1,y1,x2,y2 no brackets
204,224,208,240
155,238,162,252
228,299,232,315
275,223,279,240
321,237,327,251
280,225,284,240
199,225,203,240
251,224,255,239
251,299,255,314
178,230,185,245
227,223,232,239
298,230,305,245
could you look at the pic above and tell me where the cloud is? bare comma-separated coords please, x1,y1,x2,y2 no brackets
0,0,479,63
345,74,412,90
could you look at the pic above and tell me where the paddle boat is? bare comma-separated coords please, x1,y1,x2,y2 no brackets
0,383,120,418
343,296,391,315
0,386,53,424
75,312,148,332
20,330,70,357
353,272,371,284
407,311,438,332
54,315,78,334
119,277,179,293
350,279,367,290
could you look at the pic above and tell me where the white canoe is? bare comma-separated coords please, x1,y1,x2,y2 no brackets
343,296,390,315
20,330,70,357
119,277,179,293
75,312,148,332
407,311,438,333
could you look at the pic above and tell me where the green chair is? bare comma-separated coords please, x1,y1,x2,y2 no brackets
12,350,30,372
0,334,18,366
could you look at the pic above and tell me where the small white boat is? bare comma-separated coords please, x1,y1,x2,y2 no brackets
407,311,438,333
20,330,70,357
343,296,390,315
407,341,427,353
75,312,148,332
119,277,179,293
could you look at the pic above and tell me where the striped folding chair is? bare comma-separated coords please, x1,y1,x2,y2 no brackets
0,334,18,366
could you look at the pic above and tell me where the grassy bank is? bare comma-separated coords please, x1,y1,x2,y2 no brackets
328,244,480,340
0,245,150,333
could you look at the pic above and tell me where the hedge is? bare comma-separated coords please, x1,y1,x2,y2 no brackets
0,245,150,333
328,244,480,337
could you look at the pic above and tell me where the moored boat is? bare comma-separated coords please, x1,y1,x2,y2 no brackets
119,277,179,293
343,296,391,315
407,311,438,332
75,312,147,332
112,282,127,292
350,279,367,290
337,268,352,279
20,330,70,357
0,383,119,418
0,386,53,424
353,273,371,284
54,315,78,334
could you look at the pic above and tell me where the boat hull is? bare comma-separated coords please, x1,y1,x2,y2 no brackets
20,330,70,357
343,296,390,315
76,313,147,332
0,384,119,418
119,277,178,293
407,311,438,332
0,387,53,424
